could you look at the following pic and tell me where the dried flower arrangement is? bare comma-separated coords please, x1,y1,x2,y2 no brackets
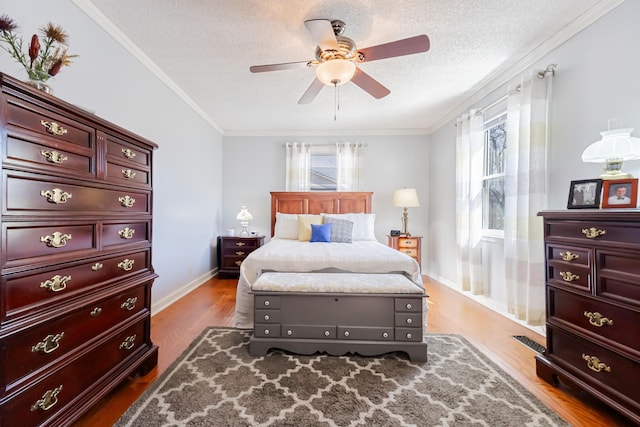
0,14,77,83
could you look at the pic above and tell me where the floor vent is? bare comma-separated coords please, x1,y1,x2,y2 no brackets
512,335,546,354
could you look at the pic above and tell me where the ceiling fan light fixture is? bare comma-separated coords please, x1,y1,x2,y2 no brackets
316,59,356,86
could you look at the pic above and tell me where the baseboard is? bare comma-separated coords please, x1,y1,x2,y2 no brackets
151,269,218,315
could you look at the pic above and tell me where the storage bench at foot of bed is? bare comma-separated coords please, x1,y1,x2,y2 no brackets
249,273,428,362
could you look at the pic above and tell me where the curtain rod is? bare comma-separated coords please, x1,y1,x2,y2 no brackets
476,95,508,116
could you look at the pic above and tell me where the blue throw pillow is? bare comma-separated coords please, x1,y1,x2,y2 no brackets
310,223,332,242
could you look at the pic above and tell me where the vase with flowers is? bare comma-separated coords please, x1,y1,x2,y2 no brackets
0,14,77,95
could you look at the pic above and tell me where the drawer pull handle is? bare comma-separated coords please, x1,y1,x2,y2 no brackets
264,314,270,321
40,275,71,292
287,330,293,336
122,169,137,179
324,330,330,336
120,335,136,350
584,311,613,327
559,271,579,282
559,251,579,261
235,251,245,256
235,260,242,267
90,307,102,317
235,241,246,247
406,333,413,339
41,149,68,164
32,332,65,354
406,318,413,324
40,231,71,248
344,331,350,337
40,188,73,204
91,262,104,271
382,332,389,338
118,227,136,239
118,259,135,271
406,303,412,310
264,300,270,307
582,354,611,373
581,227,606,239
122,148,137,159
264,329,270,335
118,195,136,208
121,297,138,311
40,119,67,136
31,385,63,412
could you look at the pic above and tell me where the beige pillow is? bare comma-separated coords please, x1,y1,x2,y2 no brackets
297,214,323,241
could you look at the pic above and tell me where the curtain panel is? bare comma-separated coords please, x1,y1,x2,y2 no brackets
455,110,484,294
337,142,365,191
285,142,311,191
504,70,553,325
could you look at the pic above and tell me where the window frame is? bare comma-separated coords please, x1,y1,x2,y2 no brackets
481,111,507,239
309,145,337,191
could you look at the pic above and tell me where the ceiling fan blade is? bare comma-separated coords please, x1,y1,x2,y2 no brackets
250,60,312,73
351,68,390,99
304,19,339,51
357,34,430,62
298,78,325,104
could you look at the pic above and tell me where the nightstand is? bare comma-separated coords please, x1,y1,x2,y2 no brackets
217,236,265,278
388,235,422,269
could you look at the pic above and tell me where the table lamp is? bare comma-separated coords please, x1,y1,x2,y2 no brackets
392,188,420,236
581,128,640,179
236,206,253,237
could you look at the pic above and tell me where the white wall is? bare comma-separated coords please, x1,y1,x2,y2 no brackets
426,1,640,312
222,135,430,262
0,0,224,308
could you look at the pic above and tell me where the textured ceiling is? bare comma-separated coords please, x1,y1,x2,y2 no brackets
81,0,614,135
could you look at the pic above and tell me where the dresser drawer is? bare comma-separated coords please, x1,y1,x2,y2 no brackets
397,237,419,248
254,323,280,338
3,250,152,322
399,248,418,257
2,285,148,393
221,255,247,270
102,221,151,248
5,134,94,178
395,312,421,327
545,220,640,249
105,133,152,168
0,318,148,426
394,327,422,341
255,309,281,324
3,222,96,266
5,95,94,148
4,172,151,215
547,245,590,266
337,325,393,341
547,287,640,353
284,324,337,339
547,326,640,408
597,250,640,306
221,238,261,251
547,262,591,293
395,298,422,312
105,161,151,188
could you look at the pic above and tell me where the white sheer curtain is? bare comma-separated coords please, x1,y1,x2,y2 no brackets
285,142,310,191
503,70,553,325
455,110,484,294
336,142,365,191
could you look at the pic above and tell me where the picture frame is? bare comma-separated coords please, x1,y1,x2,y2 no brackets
567,179,603,209
601,178,639,209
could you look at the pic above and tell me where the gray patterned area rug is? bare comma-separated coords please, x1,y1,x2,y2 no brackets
115,327,567,426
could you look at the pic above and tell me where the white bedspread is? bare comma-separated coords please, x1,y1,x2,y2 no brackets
233,238,423,328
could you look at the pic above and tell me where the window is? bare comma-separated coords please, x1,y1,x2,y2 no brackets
482,112,507,234
310,145,337,191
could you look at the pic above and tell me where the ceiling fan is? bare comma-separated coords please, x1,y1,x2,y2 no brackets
249,19,430,104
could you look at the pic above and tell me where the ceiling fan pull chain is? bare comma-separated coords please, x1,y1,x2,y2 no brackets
334,82,338,121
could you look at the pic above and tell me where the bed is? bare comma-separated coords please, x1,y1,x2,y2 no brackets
233,191,428,361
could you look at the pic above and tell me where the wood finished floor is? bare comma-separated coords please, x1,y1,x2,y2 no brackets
73,275,633,427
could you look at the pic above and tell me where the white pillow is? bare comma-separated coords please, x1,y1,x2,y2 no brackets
273,212,299,239
322,213,376,241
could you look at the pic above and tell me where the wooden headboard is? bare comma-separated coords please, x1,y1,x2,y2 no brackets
270,191,373,236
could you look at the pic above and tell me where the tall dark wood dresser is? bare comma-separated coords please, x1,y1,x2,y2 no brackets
537,210,639,424
0,73,158,426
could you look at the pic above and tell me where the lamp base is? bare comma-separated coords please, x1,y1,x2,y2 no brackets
600,171,634,180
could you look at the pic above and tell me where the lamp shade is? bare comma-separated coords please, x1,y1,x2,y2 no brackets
236,206,253,221
581,128,640,163
316,59,356,86
392,188,420,207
